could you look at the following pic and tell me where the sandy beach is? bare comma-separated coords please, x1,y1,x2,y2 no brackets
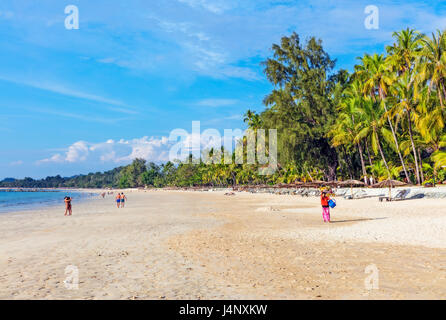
0,190,445,300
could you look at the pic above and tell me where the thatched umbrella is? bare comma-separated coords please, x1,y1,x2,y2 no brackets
303,180,325,188
339,179,365,199
324,181,339,188
278,183,302,189
298,183,314,188
372,179,406,200
301,181,325,188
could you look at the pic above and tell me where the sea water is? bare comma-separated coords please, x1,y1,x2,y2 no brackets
0,190,95,213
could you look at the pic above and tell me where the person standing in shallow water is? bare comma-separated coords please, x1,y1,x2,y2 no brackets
64,196,72,216
320,190,331,223
115,193,121,208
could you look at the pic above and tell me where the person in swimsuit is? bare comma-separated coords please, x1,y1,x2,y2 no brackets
64,196,72,216
120,193,127,208
116,193,121,208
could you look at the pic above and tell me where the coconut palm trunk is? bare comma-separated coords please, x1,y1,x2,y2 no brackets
375,131,391,178
365,140,373,166
418,148,424,183
381,98,411,183
407,110,421,184
357,142,368,185
438,88,444,110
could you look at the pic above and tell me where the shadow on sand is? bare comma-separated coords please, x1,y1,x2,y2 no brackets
330,217,388,224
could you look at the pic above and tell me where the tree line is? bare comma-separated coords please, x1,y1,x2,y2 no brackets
2,29,446,188
328,28,446,185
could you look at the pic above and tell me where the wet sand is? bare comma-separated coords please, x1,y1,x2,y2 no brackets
0,190,444,299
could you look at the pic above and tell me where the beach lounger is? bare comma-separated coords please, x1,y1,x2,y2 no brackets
379,189,410,202
391,189,410,201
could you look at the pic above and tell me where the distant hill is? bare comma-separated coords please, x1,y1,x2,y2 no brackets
0,167,125,189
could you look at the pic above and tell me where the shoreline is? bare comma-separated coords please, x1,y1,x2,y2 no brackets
0,189,101,215
2,184,446,215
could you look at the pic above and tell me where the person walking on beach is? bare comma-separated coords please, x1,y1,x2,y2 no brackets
320,190,331,223
64,196,72,216
120,193,127,208
115,193,121,208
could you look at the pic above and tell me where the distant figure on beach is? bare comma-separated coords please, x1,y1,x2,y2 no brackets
115,193,121,208
64,196,72,216
101,192,106,198
120,193,127,208
320,190,331,223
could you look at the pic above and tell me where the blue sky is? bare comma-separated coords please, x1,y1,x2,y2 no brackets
1,0,445,179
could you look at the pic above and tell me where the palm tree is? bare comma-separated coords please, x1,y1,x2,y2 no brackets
357,98,392,178
357,54,411,183
244,110,263,129
432,151,446,171
389,73,422,184
414,84,446,183
367,161,388,181
386,28,423,75
386,28,425,184
329,92,368,184
416,30,446,109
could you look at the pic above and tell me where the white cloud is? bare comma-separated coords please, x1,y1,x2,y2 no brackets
155,18,211,41
196,99,239,107
10,160,24,166
117,136,170,162
39,154,64,164
37,130,246,165
186,43,226,65
38,136,172,165
183,43,261,80
22,107,121,124
97,57,117,64
218,66,260,81
0,75,139,114
203,114,243,125
66,141,90,163
177,0,234,14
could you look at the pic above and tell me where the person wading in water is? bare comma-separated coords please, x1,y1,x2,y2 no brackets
64,196,72,216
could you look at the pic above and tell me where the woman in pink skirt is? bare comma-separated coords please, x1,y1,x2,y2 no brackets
320,190,331,223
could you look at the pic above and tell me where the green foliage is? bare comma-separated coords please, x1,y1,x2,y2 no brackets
118,174,131,189
259,33,349,180
331,28,446,184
